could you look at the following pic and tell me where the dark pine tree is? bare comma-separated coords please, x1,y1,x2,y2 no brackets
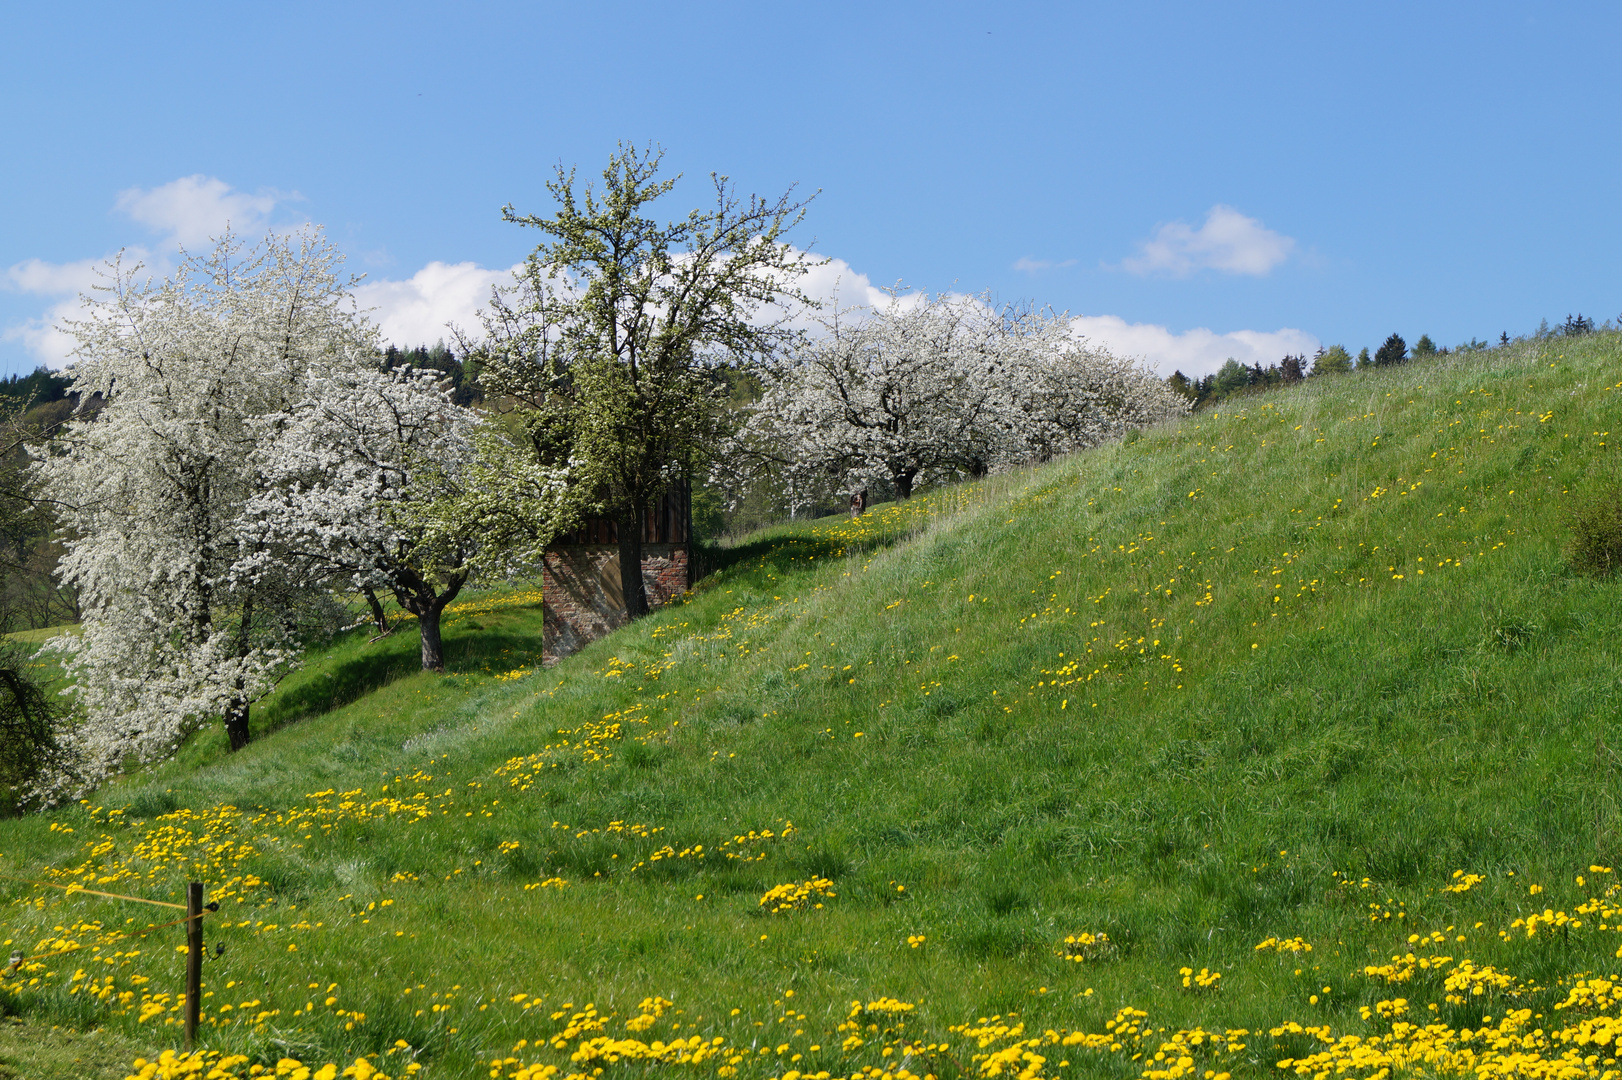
1374,333,1408,367
0,367,70,406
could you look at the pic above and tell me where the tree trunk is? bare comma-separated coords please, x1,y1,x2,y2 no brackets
419,605,447,672
225,595,254,752
894,470,916,499
392,569,466,672
618,501,649,619
224,698,251,752
363,587,391,636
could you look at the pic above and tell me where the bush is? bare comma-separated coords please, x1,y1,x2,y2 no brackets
1566,484,1622,575
1313,345,1353,375
1211,359,1250,397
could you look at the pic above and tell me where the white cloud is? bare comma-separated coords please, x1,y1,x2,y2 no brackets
359,249,923,351
1,257,121,369
1,298,85,370
4,175,307,371
1122,205,1295,277
4,256,110,296
5,196,1315,385
758,251,1315,381
1068,314,1318,379
1012,256,1077,274
789,253,905,316
353,260,523,348
3,253,513,371
114,175,292,249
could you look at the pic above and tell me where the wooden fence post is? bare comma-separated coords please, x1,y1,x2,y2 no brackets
184,881,203,1050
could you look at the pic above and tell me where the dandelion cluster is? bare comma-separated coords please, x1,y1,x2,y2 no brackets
1253,937,1313,956
1059,932,1114,963
1178,967,1222,992
759,878,836,914
6,856,1616,1080
125,1050,407,1079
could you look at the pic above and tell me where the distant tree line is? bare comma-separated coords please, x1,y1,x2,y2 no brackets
380,341,482,407
0,367,72,406
1168,310,1619,410
1,370,98,634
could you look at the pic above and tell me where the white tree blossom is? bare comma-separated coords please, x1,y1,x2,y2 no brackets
36,230,373,789
722,293,1188,506
243,368,576,672
999,316,1193,464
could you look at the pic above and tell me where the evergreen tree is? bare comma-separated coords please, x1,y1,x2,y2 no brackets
1280,354,1304,382
1357,347,1371,367
0,367,71,407
1374,333,1408,367
1412,334,1437,359
382,340,478,405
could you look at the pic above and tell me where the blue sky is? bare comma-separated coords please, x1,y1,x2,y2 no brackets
4,1,1619,379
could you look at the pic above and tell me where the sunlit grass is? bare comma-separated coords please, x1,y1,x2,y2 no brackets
4,334,1622,1078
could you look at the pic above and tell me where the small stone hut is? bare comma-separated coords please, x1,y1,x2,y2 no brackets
541,484,691,664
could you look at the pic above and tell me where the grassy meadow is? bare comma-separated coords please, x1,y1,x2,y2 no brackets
3,334,1622,1079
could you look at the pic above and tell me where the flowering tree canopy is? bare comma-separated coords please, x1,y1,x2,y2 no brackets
720,293,1188,507
35,229,579,795
244,368,576,672
37,230,373,786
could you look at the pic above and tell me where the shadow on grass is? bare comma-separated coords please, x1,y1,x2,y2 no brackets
255,633,423,730
694,509,926,580
252,624,545,737
693,535,841,578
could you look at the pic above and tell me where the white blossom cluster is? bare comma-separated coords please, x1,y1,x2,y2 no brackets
33,231,574,797
243,367,574,668
720,293,1188,508
36,231,376,790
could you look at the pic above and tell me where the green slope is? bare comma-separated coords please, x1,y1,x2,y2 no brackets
4,335,1622,1080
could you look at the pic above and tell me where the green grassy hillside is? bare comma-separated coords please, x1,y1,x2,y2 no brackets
4,335,1622,1080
